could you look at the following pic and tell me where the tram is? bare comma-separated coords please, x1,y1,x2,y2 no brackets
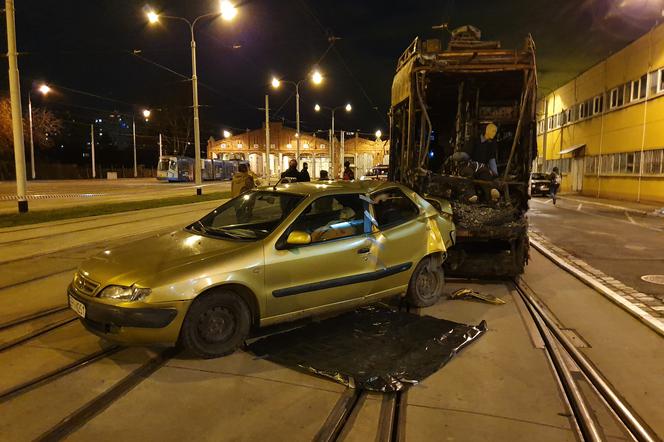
157,156,248,182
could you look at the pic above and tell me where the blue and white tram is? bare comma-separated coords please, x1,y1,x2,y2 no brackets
157,156,248,182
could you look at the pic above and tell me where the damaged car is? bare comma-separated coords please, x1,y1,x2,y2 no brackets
67,181,455,358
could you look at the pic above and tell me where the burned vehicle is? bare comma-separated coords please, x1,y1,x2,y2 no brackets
389,25,537,277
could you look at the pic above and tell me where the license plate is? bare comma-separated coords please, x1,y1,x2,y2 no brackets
69,295,86,318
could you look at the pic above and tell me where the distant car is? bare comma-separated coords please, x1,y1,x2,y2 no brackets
530,172,550,196
67,181,456,358
360,165,389,181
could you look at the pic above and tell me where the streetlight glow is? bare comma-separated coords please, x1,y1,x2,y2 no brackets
375,130,382,139
220,0,237,21
147,10,159,24
311,70,323,85
314,104,321,112
38,84,51,95
345,103,352,112
223,130,232,139
142,109,151,119
271,77,281,89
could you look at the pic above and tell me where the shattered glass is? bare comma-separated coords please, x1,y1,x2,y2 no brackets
248,305,486,392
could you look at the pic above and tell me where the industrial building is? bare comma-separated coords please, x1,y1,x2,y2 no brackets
207,122,387,179
536,23,664,203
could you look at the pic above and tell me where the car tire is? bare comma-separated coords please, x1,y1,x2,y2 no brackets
179,290,251,359
406,255,445,307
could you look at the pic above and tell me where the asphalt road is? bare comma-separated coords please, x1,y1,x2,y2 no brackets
529,195,664,300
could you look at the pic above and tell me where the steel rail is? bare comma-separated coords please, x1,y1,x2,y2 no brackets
0,316,77,353
36,348,177,441
0,345,123,403
0,305,69,331
516,278,660,442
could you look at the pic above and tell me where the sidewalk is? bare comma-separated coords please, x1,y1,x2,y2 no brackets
557,193,664,216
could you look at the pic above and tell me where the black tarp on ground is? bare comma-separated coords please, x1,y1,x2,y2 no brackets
248,305,487,392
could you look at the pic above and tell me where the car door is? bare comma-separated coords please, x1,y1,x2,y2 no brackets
263,193,378,319
368,187,428,297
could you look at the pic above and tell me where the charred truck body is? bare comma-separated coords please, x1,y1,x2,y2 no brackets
389,26,537,278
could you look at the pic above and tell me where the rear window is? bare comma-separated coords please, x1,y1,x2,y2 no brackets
371,188,420,229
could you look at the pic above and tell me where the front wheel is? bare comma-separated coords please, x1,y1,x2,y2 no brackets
179,290,251,359
406,255,445,307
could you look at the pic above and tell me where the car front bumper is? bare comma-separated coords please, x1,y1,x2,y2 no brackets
68,286,190,345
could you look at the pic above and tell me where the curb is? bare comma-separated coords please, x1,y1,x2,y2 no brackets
530,238,664,338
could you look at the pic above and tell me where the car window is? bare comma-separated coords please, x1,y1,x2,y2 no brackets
195,191,304,240
288,194,367,244
371,188,420,229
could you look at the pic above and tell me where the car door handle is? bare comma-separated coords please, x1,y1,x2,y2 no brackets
357,247,371,254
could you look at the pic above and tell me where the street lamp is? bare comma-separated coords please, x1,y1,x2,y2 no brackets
146,1,238,194
375,130,382,139
270,69,324,164
223,130,232,139
142,109,151,121
314,103,352,176
28,83,51,180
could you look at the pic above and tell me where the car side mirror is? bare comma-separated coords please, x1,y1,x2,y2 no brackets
286,231,311,246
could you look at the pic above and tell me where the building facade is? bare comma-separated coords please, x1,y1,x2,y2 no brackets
536,23,664,203
207,122,387,179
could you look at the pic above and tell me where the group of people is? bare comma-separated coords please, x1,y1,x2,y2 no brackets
230,159,357,198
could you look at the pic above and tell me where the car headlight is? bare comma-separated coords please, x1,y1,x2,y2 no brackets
99,285,151,302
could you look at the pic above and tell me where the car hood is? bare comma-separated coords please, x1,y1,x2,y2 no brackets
79,228,253,287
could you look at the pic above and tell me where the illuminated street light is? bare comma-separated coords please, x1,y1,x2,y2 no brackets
270,70,324,163
142,109,151,120
146,2,238,195
220,0,238,21
315,103,354,177
375,130,382,139
223,130,232,138
28,83,53,180
147,10,159,23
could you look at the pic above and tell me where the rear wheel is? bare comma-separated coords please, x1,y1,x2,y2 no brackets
406,255,445,307
179,290,251,359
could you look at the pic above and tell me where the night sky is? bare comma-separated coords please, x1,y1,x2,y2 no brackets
2,0,663,142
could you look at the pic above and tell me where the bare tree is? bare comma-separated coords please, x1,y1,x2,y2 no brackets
0,96,63,155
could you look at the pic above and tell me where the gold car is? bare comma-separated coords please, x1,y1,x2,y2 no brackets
67,181,456,358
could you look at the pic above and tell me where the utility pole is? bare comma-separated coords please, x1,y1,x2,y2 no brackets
132,117,138,177
340,130,345,175
159,133,163,158
90,124,96,179
6,0,28,213
295,84,300,165
28,94,35,180
265,94,271,182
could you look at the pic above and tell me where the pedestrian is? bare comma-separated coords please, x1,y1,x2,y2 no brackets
342,161,355,181
299,162,311,182
549,166,561,205
318,170,330,180
231,163,255,198
281,158,299,181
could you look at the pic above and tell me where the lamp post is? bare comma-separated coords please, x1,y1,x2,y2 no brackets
132,108,152,178
147,1,237,194
271,70,323,165
27,83,51,180
314,103,351,177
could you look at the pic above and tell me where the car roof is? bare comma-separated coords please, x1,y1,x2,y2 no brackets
260,180,398,196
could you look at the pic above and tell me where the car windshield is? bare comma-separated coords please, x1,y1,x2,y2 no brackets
191,191,304,240
531,173,548,180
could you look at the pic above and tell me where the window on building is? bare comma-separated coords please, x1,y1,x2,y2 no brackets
640,74,647,99
579,103,586,119
584,156,598,175
649,71,659,96
565,108,572,124
631,75,647,101
610,88,619,108
660,69,664,93
560,110,567,126
643,149,663,175
547,116,554,130
593,95,603,114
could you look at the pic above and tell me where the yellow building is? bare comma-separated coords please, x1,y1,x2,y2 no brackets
536,23,664,203
207,122,387,179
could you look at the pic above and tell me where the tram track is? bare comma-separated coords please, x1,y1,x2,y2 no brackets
513,278,660,442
